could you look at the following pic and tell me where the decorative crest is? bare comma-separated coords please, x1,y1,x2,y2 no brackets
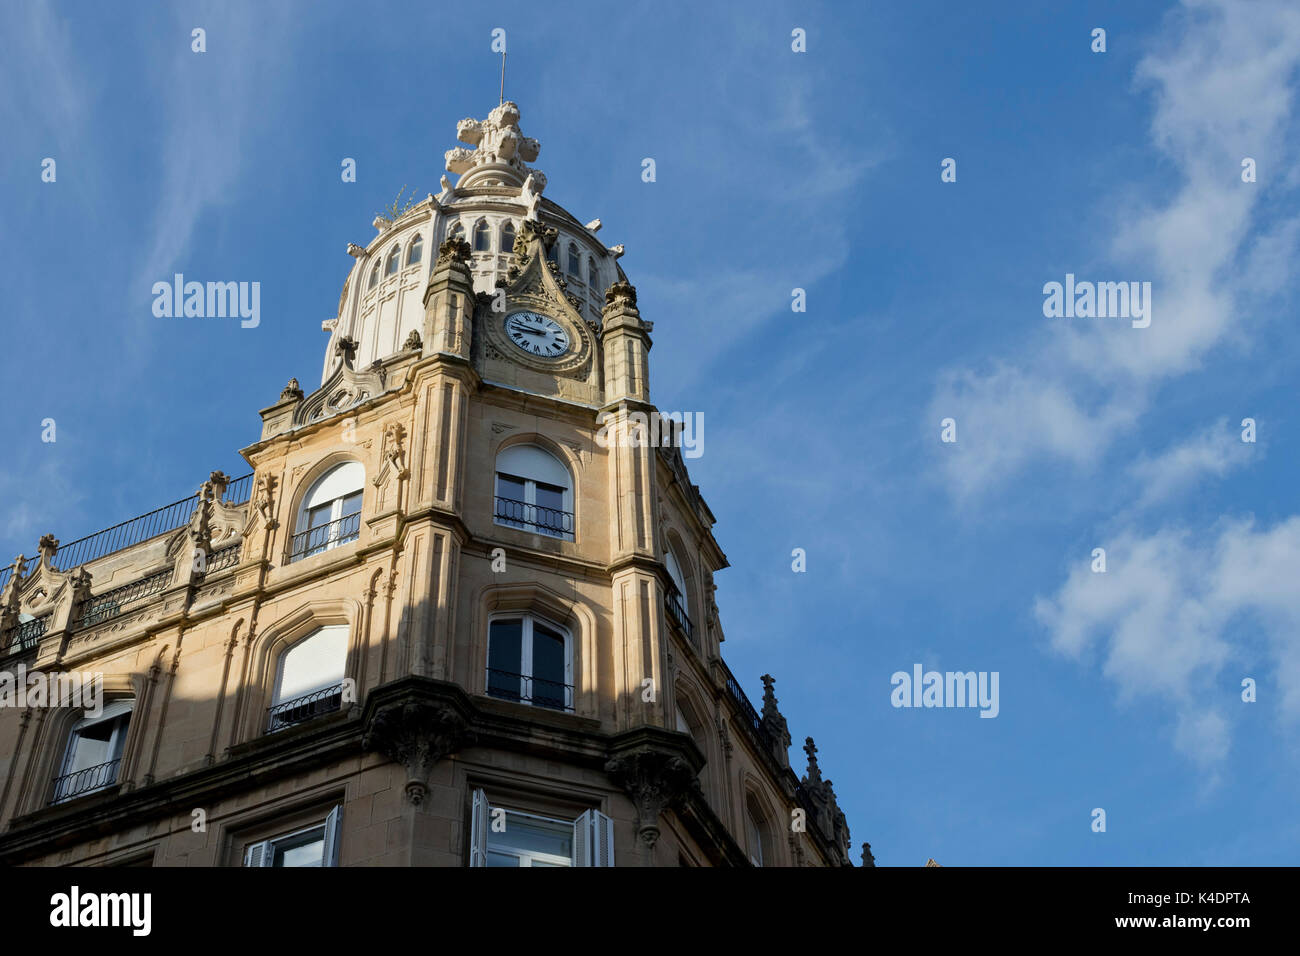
444,101,545,190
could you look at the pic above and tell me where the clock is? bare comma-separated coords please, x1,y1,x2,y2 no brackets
504,311,570,358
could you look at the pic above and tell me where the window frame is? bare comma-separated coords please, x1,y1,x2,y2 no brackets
492,444,574,542
267,624,349,732
485,612,574,713
473,219,492,253
406,233,424,266
290,462,364,563
243,806,342,867
468,789,613,867
52,700,134,804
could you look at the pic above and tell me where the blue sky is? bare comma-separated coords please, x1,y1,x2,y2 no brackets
3,0,1299,865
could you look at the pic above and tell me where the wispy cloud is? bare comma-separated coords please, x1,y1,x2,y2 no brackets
930,0,1300,501
1128,417,1256,509
1036,516,1300,768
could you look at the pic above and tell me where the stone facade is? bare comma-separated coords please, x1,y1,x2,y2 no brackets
0,102,856,868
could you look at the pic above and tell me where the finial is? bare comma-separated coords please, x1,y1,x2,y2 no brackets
802,736,822,786
861,843,876,867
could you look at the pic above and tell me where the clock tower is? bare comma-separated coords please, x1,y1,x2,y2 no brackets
0,101,857,869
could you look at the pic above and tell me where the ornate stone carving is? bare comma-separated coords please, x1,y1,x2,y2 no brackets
335,336,359,366
347,243,365,258
436,236,472,265
605,280,637,309
444,101,545,191
280,378,304,402
861,842,876,867
293,356,386,426
402,329,422,351
604,747,697,849
363,701,472,806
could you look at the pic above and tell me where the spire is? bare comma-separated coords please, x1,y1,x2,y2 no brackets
802,736,822,787
444,101,546,191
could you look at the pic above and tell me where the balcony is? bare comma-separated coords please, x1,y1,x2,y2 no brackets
3,614,50,658
665,588,693,641
50,758,121,804
288,512,361,563
267,683,345,732
493,496,574,539
0,473,253,592
78,567,173,628
486,667,574,712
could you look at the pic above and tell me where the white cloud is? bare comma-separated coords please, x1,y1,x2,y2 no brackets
1128,418,1255,508
1036,516,1300,766
931,0,1300,499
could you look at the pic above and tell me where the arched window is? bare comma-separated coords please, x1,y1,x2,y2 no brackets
291,462,364,562
385,244,400,275
664,549,694,641
493,444,574,540
500,221,516,254
268,625,348,731
487,613,572,711
368,262,380,290
745,794,773,867
566,242,581,276
588,258,600,291
407,234,423,266
473,219,491,252
449,221,465,243
52,700,134,803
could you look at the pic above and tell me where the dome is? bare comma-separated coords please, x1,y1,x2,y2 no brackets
320,102,620,383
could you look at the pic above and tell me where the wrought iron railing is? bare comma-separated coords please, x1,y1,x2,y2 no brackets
288,512,361,563
493,497,574,538
720,660,776,754
486,667,573,712
206,542,242,574
0,473,253,591
4,614,51,656
267,682,345,732
51,757,121,803
78,568,172,628
665,588,693,639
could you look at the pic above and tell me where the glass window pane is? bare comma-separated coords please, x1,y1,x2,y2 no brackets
273,828,326,867
534,481,564,514
486,851,519,867
408,236,423,265
340,491,362,516
488,620,523,702
490,813,573,859
531,624,566,709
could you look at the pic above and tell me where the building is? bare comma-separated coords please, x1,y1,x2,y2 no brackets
0,101,856,867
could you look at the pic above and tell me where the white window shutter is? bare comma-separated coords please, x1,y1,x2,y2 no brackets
573,809,615,867
469,789,489,867
572,812,590,867
594,810,615,867
243,840,270,867
323,805,343,867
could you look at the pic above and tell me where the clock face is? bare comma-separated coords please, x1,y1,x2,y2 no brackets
504,311,570,358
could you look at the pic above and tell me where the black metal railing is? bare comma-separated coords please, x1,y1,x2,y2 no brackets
288,512,361,562
78,568,172,628
266,683,345,732
0,473,253,591
665,588,693,639
493,497,574,538
206,542,242,574
4,614,51,656
720,660,776,753
486,668,573,712
50,757,121,803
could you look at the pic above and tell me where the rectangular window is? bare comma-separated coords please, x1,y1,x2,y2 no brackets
52,701,133,803
468,789,613,867
244,806,342,867
486,616,572,712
